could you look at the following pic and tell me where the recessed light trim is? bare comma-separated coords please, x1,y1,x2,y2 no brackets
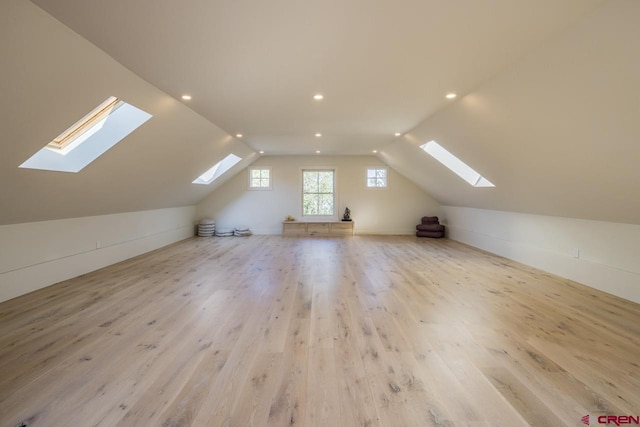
445,93,457,99
259,150,265,154
394,133,401,137
373,150,378,153
236,134,243,138
181,95,192,100
315,133,322,137
313,94,324,100
315,150,320,154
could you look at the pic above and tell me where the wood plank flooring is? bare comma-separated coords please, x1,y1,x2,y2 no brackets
0,235,639,426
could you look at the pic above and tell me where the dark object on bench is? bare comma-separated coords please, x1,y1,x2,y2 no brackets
416,216,445,238
342,207,352,221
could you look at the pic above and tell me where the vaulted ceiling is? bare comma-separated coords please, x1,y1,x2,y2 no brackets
2,0,639,226
32,0,603,155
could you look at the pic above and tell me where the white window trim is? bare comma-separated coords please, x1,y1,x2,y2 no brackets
366,167,388,189
300,167,338,219
248,167,272,190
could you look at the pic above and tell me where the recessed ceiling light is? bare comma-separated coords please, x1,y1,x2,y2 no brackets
373,150,378,153
313,94,324,100
259,150,264,154
445,93,457,99
181,95,192,100
394,132,401,137
315,150,320,154
315,133,322,137
236,134,243,138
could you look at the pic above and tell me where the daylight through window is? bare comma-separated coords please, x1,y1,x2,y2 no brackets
367,168,387,188
302,169,335,216
19,96,152,173
193,153,242,184
249,168,271,190
420,140,494,187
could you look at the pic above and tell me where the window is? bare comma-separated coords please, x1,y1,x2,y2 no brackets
419,140,494,187
249,167,271,190
302,169,335,216
367,168,387,188
19,96,152,173
193,153,242,184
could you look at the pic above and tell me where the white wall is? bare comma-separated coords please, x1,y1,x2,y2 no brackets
442,206,640,304
0,206,196,303
197,155,441,235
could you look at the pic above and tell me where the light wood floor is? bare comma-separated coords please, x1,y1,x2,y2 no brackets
0,235,639,427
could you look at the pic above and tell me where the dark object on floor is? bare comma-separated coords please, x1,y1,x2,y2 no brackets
416,216,445,238
416,223,445,232
416,231,444,238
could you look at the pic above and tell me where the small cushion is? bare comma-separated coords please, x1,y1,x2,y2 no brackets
421,216,439,224
416,224,444,232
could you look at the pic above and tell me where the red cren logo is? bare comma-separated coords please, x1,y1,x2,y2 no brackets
597,415,640,426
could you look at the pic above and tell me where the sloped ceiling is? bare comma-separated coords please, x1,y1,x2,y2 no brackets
4,0,638,227
383,0,640,225
0,0,255,225
31,0,603,155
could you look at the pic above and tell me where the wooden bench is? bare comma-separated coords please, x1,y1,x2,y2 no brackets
282,221,354,236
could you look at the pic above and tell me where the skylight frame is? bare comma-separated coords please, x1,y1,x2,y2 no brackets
46,96,123,155
419,140,494,187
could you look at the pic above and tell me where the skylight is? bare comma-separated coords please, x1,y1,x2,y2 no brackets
20,96,151,173
420,140,494,187
192,153,242,184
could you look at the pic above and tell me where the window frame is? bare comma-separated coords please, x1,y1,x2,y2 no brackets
248,167,272,190
301,168,337,218
366,167,388,189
